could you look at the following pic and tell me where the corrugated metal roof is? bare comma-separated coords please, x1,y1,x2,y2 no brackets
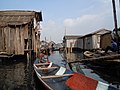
64,35,82,40
83,29,111,37
63,29,111,40
0,10,42,26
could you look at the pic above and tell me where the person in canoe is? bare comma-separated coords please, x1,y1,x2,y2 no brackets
105,40,118,53
105,28,120,53
38,52,45,63
111,28,120,42
37,52,50,63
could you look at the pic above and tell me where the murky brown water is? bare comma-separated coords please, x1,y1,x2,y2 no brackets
0,51,120,90
0,58,29,90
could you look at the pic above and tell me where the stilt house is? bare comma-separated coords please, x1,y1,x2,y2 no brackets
63,35,83,53
0,10,42,55
83,29,111,50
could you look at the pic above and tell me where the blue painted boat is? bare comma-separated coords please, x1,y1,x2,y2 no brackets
33,58,119,90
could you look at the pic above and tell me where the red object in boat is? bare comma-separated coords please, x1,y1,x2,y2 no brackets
66,72,98,90
38,53,44,58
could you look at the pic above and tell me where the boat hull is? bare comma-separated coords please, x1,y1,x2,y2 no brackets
33,62,72,90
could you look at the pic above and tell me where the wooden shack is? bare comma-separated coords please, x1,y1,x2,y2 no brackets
0,10,42,56
83,29,111,50
63,35,83,52
100,32,112,49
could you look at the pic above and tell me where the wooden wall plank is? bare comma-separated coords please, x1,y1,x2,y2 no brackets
10,27,15,54
20,26,24,54
24,25,29,50
15,27,19,54
2,28,5,52
32,30,35,51
17,27,20,55
18,27,21,54
23,24,28,39
0,24,39,55
0,28,3,51
4,27,9,54
14,27,17,54
7,27,11,54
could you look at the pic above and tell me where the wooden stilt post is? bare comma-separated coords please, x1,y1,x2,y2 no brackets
27,19,33,89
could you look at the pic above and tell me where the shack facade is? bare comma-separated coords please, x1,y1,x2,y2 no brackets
63,35,83,52
0,10,42,55
100,32,112,49
83,29,111,50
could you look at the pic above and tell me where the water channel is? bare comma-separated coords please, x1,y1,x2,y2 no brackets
0,51,120,90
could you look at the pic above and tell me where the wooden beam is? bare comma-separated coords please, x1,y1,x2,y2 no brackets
37,66,58,70
35,63,50,66
106,59,120,62
41,74,73,79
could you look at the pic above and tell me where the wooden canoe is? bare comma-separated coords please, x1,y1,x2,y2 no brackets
83,50,120,66
33,61,73,90
84,50,120,59
33,58,119,90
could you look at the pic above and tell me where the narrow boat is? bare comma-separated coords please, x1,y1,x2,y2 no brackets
84,50,104,58
83,50,120,66
33,61,73,90
84,50,120,58
33,58,119,90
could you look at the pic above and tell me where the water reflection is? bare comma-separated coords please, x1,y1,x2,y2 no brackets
87,64,120,88
33,72,45,90
63,52,84,62
0,58,29,90
1,51,119,90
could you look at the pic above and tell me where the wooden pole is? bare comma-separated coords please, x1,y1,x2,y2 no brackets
112,0,118,33
41,74,73,79
27,20,33,89
112,0,120,53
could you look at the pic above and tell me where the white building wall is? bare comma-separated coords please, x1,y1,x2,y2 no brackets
66,39,83,49
92,35,101,49
77,39,83,49
84,35,101,50
84,36,93,50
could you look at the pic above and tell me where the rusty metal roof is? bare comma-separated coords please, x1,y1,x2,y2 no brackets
0,10,42,26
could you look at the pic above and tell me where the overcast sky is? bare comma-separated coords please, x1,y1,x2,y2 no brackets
1,0,120,43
